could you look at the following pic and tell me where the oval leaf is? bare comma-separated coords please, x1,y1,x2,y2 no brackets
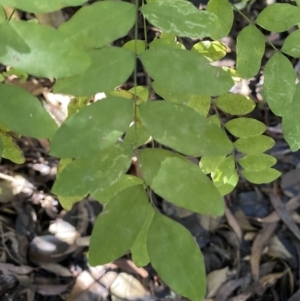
0,20,90,78
225,117,266,138
50,97,133,158
241,168,281,184
215,93,255,115
54,47,135,96
140,0,221,38
234,135,275,155
263,52,296,116
139,101,232,156
0,84,57,139
256,3,300,32
138,148,224,216
59,1,136,49
236,24,265,79
147,212,206,301
238,154,276,171
52,143,133,197
140,48,234,96
0,0,88,13
282,29,300,58
89,185,150,265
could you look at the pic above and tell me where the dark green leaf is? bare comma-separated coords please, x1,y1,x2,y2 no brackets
256,3,300,32
236,24,265,79
0,84,57,139
52,143,133,197
238,154,276,171
50,97,133,158
59,1,136,49
241,168,281,184
147,212,206,301
0,21,90,78
225,117,266,138
0,0,88,13
89,185,150,265
234,135,275,154
264,52,296,116
54,47,135,97
140,48,234,96
141,0,221,38
139,148,224,216
282,29,300,58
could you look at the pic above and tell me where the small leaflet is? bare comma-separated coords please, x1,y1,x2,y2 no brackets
263,52,296,116
241,168,281,184
123,40,146,55
238,154,277,172
199,155,225,174
236,24,265,79
281,29,300,58
192,41,227,62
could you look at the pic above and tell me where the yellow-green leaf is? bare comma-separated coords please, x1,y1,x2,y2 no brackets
242,168,281,184
234,135,275,155
192,41,227,62
200,155,225,174
225,118,266,138
238,154,276,171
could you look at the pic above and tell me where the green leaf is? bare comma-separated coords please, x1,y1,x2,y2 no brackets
0,20,90,78
139,148,224,216
0,84,57,139
234,135,275,155
0,136,2,158
92,175,144,205
241,168,281,184
282,83,300,151
256,3,300,32
192,41,227,62
131,206,155,267
281,29,300,58
89,185,150,265
211,156,238,196
0,130,24,164
0,6,6,23
123,40,146,55
149,33,185,50
0,0,88,13
54,47,135,97
128,86,149,102
139,101,232,156
185,95,211,117
215,93,255,115
238,154,276,171
59,1,136,49
124,123,150,147
50,97,133,158
147,212,206,301
140,0,221,39
67,97,90,118
206,0,234,39
3,68,28,82
225,117,266,138
140,48,234,97
263,52,296,116
52,143,133,197
236,24,265,79
200,155,225,174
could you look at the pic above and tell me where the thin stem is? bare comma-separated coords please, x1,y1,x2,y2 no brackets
7,9,16,21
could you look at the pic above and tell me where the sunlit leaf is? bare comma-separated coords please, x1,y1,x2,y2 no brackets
281,29,300,58
200,155,225,174
238,154,276,171
225,118,266,138
89,185,150,265
241,168,281,184
0,21,90,78
149,33,185,50
139,148,224,216
0,85,57,139
192,41,227,62
147,212,206,301
59,1,136,49
54,47,135,97
234,135,275,154
50,97,133,158
236,24,265,79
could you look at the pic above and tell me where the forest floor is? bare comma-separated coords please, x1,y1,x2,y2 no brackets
1,0,300,301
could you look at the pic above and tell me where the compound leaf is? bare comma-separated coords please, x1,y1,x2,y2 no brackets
0,84,57,139
59,1,136,49
141,0,221,39
234,135,275,155
140,48,234,96
263,52,296,116
50,97,133,158
225,118,266,138
89,185,150,265
215,93,255,115
139,148,224,216
256,3,300,32
281,29,300,58
52,143,133,197
236,24,265,79
238,154,276,171
241,168,281,184
54,47,134,97
0,20,90,78
147,212,206,301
